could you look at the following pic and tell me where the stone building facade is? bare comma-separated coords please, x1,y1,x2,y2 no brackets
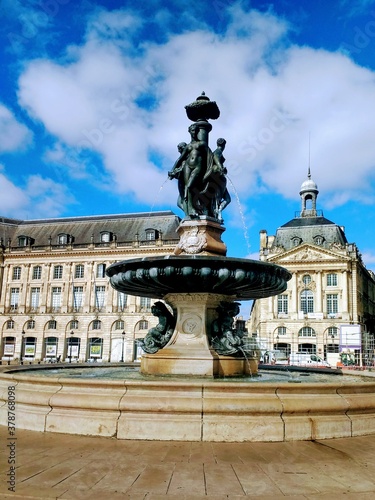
248,172,375,366
0,211,180,363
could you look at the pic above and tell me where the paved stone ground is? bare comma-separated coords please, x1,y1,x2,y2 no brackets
1,426,375,499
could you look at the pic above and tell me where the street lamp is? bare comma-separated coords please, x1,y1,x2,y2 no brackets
20,330,25,365
120,331,125,363
69,330,74,363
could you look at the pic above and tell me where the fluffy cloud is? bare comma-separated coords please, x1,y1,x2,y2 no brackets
0,103,32,152
0,167,74,219
16,4,375,211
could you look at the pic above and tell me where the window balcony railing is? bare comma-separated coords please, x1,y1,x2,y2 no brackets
5,305,19,314
46,306,62,314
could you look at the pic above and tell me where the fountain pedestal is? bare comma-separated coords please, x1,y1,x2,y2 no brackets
140,293,257,377
173,217,227,256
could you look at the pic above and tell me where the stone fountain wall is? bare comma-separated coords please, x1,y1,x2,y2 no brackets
1,367,375,442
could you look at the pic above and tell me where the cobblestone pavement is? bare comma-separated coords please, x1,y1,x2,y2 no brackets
1,426,375,499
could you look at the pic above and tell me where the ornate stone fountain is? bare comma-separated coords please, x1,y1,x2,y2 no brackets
106,93,292,377
2,94,375,443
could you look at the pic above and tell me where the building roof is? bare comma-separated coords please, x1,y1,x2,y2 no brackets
0,211,181,247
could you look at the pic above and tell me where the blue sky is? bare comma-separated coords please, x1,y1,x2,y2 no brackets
1,0,375,272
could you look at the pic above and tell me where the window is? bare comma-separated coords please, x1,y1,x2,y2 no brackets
97,263,106,278
277,294,288,314
292,237,301,246
3,337,16,357
95,286,106,309
27,320,35,329
24,337,36,357
117,292,127,310
57,233,68,245
138,320,149,330
298,327,316,337
327,273,338,287
92,320,101,330
140,297,151,309
67,337,80,359
277,326,287,336
328,326,338,338
73,286,84,311
145,229,156,241
302,274,311,285
51,287,62,311
89,338,103,359
30,288,40,310
18,236,28,247
12,267,21,280
75,264,84,279
115,319,124,330
300,289,314,313
45,337,58,358
327,294,338,314
48,320,57,330
6,320,14,329
10,288,19,310
32,266,42,280
100,232,111,243
70,320,79,330
314,235,324,245
53,265,63,279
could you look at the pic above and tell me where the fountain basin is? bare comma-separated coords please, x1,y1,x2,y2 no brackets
1,365,375,442
106,255,292,299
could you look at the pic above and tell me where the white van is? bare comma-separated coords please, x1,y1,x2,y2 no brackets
289,353,331,368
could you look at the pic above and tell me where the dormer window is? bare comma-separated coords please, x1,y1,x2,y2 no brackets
57,233,69,245
18,235,29,247
145,228,159,241
314,235,324,245
100,231,112,243
292,236,302,246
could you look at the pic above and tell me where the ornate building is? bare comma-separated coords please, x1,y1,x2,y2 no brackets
249,171,375,366
0,211,180,363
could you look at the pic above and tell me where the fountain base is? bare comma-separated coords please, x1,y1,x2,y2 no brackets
141,348,256,377
140,293,258,377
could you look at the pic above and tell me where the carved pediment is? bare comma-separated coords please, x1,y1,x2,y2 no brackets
269,244,348,264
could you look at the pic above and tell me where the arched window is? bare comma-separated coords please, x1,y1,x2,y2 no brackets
138,320,149,330
115,320,125,330
277,326,286,336
57,233,68,245
100,232,112,243
70,320,79,330
300,289,314,313
92,320,101,330
298,327,316,337
327,326,338,338
302,274,311,285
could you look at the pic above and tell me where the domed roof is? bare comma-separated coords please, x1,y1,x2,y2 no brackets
299,169,318,194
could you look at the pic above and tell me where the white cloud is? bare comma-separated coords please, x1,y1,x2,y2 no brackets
0,167,74,219
0,103,32,152
0,168,28,213
16,4,375,212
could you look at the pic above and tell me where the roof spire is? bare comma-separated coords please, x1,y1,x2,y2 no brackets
308,131,311,178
